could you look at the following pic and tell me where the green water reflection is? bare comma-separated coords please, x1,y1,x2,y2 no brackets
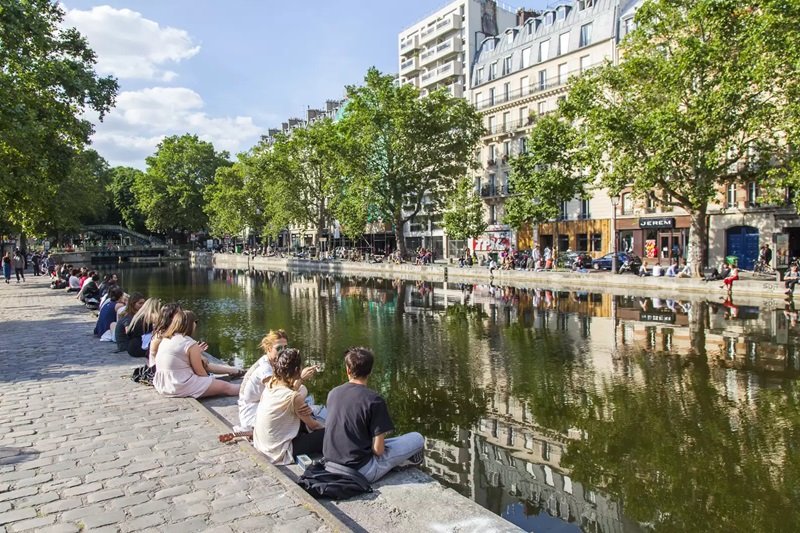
116,266,800,533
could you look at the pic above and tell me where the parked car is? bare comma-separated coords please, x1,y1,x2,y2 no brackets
558,251,594,270
592,252,642,272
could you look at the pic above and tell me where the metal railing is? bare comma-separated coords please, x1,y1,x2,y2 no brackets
484,116,538,136
473,62,602,110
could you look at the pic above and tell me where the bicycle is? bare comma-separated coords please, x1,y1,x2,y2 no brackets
753,260,776,275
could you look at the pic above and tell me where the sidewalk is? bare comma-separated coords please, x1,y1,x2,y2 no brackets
0,278,344,532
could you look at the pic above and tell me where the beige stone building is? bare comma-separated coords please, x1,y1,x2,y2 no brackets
467,0,633,255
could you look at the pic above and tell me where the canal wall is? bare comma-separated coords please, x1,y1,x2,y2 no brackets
193,252,789,301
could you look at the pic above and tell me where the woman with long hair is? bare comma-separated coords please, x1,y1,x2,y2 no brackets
115,292,145,353
2,253,11,284
153,310,239,398
127,298,161,358
253,347,324,464
147,302,182,368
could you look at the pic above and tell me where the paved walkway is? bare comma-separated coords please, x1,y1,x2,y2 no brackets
0,278,341,532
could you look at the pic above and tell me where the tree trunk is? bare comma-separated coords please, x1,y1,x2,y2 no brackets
689,207,708,277
688,300,708,359
395,214,407,258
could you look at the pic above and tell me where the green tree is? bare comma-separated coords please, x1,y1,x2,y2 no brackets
0,0,117,233
134,134,231,237
108,167,147,232
563,0,800,275
269,119,342,246
504,112,590,255
339,68,484,256
442,177,487,242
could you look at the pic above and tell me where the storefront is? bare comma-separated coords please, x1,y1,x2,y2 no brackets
616,216,691,262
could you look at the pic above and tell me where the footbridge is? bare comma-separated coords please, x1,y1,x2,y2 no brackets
55,225,173,265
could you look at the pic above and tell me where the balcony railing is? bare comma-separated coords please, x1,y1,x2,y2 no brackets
481,184,511,198
484,116,537,136
474,62,602,110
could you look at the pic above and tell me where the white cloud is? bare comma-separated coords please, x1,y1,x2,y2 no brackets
64,5,200,81
93,87,263,167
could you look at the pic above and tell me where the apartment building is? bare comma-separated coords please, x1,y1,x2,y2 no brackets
399,0,518,99
468,0,635,255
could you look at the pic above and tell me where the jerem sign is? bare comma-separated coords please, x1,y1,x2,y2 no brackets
639,217,676,229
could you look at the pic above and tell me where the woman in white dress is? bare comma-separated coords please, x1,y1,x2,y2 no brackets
153,310,239,398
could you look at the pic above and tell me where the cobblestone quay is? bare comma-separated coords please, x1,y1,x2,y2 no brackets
0,278,343,532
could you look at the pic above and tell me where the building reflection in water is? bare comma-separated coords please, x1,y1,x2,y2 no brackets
129,266,800,533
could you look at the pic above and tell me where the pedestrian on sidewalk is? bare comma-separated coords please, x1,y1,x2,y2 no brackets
2,252,11,283
785,264,799,296
12,249,25,283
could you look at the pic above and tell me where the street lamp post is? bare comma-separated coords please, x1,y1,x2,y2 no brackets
610,195,620,273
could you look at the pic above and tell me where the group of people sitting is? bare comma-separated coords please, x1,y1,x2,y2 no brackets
60,270,423,487
639,259,692,278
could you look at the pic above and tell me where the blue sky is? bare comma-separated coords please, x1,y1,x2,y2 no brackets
62,0,546,167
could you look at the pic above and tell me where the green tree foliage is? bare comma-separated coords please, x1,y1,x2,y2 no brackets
0,0,117,233
108,167,147,232
269,119,342,244
134,134,231,236
339,68,484,255
562,0,800,275
442,177,487,241
504,112,589,254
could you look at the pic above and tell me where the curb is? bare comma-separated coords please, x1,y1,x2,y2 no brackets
185,398,352,532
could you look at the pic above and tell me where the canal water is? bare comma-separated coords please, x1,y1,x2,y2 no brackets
116,265,800,533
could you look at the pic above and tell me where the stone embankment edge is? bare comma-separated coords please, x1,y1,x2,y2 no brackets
184,397,352,532
193,252,788,301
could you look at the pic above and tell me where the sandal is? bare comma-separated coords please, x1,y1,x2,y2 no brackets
229,368,246,379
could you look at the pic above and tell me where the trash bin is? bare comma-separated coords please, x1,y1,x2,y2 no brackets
235,243,243,254
725,255,738,267
489,252,499,263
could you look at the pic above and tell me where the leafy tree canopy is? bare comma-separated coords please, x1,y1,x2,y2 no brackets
442,177,488,242
338,68,484,254
108,167,147,233
562,0,800,274
0,0,117,233
134,134,231,235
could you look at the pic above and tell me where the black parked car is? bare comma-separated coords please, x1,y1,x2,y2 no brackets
558,251,594,270
592,252,642,272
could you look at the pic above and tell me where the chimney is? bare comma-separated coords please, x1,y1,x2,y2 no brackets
516,8,539,26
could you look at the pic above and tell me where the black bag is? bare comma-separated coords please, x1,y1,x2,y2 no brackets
131,365,155,386
298,460,372,500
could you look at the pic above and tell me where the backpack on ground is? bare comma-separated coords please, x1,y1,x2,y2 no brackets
131,365,155,386
298,460,372,500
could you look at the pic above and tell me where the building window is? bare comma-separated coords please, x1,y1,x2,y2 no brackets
622,17,634,36
559,201,569,220
539,40,550,62
521,47,532,68
502,112,510,130
520,137,528,153
622,193,633,215
487,115,495,132
489,62,497,80
580,23,593,47
558,63,568,85
538,101,547,115
748,182,759,207
538,69,547,90
503,56,513,75
557,7,567,20
474,91,482,106
580,55,591,72
503,82,510,101
489,205,496,224
503,141,510,158
544,12,555,26
577,233,589,251
646,195,656,211
476,67,484,84
727,183,737,207
592,233,602,251
580,199,590,219
559,32,569,55
558,234,570,251
519,107,528,124
489,87,495,105
520,76,529,95
488,144,496,162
